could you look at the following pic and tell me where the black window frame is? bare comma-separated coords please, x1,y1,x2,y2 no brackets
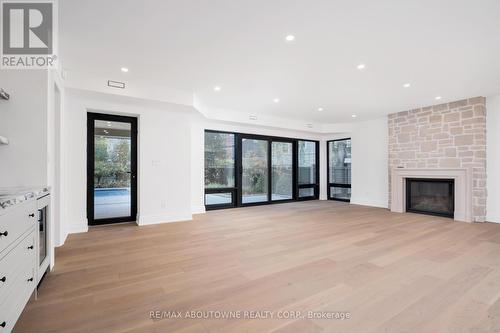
87,112,138,225
204,130,319,210
327,138,352,202
204,130,237,210
297,140,320,201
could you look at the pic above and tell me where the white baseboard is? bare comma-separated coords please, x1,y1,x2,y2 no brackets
55,231,68,247
137,213,193,226
350,197,388,209
69,222,89,234
486,213,500,223
191,205,206,214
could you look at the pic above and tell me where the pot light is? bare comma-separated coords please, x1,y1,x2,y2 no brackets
213,86,221,92
435,96,442,100
357,64,366,70
351,114,357,118
273,98,280,103
120,67,129,73
403,83,411,88
318,107,324,112
285,35,295,42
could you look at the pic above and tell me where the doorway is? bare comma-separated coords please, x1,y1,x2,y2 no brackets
237,135,296,206
205,130,318,210
87,113,138,225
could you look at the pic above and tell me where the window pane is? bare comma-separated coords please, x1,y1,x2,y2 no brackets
205,193,232,205
205,132,235,188
242,139,268,204
329,139,351,185
298,141,316,184
272,142,293,201
94,120,132,219
299,187,315,197
330,187,351,200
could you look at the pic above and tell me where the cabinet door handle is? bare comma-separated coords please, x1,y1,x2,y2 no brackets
27,277,33,282
29,213,35,217
27,245,34,250
0,321,5,328
0,231,7,237
0,276,5,283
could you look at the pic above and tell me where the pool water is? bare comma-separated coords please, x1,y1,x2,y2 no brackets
94,188,131,219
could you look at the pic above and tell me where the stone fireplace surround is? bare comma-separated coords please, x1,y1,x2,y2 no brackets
388,97,486,222
391,168,472,222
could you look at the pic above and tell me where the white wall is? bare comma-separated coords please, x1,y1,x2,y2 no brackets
350,118,388,208
487,95,500,223
0,70,48,187
324,118,389,208
58,86,390,243
62,89,194,235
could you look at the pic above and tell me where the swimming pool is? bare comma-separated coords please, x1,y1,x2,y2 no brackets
94,188,131,219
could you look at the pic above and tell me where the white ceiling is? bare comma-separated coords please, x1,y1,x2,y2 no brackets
60,0,500,123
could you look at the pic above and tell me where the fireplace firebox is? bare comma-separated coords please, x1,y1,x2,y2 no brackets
406,178,454,218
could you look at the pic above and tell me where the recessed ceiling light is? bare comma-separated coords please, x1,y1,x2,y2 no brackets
213,86,221,92
351,114,357,118
435,96,442,100
403,83,411,88
357,64,366,70
285,35,295,42
318,107,324,112
273,98,280,103
121,67,129,73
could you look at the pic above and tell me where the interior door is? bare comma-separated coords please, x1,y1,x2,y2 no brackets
87,113,138,225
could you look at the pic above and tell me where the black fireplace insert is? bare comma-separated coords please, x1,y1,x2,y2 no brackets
406,178,454,218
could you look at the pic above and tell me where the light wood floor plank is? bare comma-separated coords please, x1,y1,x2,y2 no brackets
13,201,500,333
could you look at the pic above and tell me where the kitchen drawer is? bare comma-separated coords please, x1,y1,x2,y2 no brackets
0,256,36,333
0,200,36,256
0,229,36,304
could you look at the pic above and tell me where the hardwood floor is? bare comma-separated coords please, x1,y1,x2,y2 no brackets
14,201,500,333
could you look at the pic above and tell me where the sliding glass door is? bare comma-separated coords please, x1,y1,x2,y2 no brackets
327,138,351,201
241,137,269,204
271,141,294,201
204,130,318,210
87,113,137,225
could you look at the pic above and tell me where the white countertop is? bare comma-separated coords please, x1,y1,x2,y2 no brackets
0,186,50,212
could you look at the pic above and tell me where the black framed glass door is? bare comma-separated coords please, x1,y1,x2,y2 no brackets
87,113,138,225
205,130,318,210
240,136,269,204
327,138,351,202
271,140,294,201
